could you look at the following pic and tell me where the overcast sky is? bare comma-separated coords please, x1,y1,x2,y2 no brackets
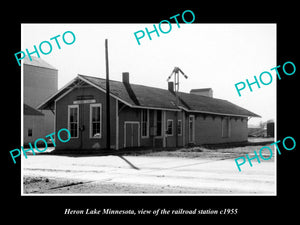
22,23,276,126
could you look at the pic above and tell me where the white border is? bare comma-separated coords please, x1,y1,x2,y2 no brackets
21,24,24,195
21,23,277,197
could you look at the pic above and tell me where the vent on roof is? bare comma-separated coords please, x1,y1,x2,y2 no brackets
190,88,213,98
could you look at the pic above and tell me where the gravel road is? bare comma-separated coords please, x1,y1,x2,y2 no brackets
22,145,276,195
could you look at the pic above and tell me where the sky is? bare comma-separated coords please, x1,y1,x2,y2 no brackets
21,23,276,126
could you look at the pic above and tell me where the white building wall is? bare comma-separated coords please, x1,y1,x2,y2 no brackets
23,62,58,138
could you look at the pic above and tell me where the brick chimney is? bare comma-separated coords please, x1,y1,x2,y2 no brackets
122,72,140,106
122,72,129,84
168,81,174,93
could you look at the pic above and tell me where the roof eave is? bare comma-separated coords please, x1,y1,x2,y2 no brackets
38,74,261,118
178,106,260,118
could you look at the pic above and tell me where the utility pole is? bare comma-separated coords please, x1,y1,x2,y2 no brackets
105,39,111,150
167,67,188,147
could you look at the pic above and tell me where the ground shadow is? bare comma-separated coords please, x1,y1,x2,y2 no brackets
117,155,139,170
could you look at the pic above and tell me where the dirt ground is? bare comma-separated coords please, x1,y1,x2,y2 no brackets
23,176,224,194
23,140,276,195
129,144,275,160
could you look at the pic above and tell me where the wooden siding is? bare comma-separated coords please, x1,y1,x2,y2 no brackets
55,86,116,150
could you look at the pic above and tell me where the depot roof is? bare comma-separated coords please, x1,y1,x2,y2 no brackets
38,74,260,118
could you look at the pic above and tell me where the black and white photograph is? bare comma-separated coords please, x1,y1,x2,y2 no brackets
21,23,276,195
4,4,298,221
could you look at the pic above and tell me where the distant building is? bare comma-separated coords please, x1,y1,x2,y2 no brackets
267,120,274,137
248,119,275,138
38,72,260,151
248,124,266,137
190,88,213,98
24,104,44,144
23,56,58,144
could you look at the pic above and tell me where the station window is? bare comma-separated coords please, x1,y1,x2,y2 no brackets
166,119,173,136
177,120,182,136
90,104,102,138
222,117,231,138
28,128,32,137
156,110,162,137
141,109,149,138
68,105,79,138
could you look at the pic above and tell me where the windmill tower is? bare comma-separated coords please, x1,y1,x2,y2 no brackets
167,67,188,147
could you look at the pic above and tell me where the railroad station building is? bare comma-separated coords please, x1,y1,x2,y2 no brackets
38,72,260,150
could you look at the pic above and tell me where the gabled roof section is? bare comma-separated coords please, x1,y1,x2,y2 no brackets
178,92,260,117
37,76,85,110
38,74,260,118
79,74,179,110
24,104,44,116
